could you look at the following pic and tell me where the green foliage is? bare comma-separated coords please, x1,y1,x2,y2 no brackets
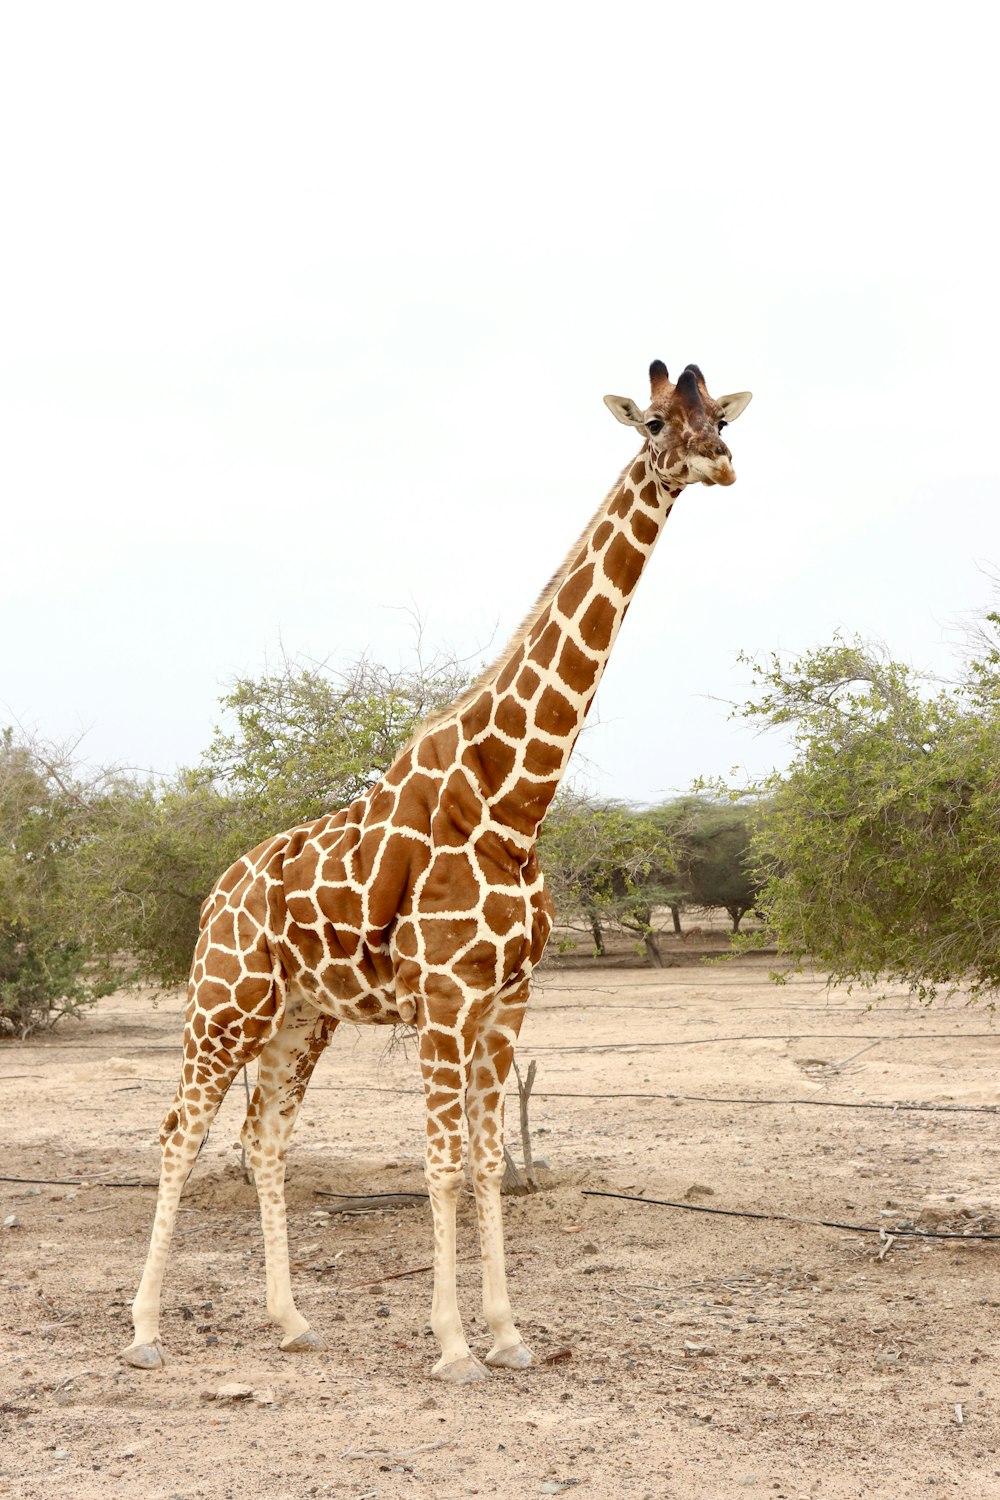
76,772,248,988
539,793,756,962
538,793,665,920
680,803,760,932
0,918,89,1039
735,624,1000,1002
201,651,466,844
0,729,99,1034
0,650,472,1016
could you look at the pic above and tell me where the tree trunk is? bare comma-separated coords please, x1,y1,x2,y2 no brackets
643,929,663,967
669,903,682,935
587,909,605,957
729,906,743,933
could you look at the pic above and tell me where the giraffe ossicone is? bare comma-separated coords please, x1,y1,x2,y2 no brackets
123,359,752,1382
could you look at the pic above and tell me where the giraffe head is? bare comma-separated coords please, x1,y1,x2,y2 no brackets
604,360,752,494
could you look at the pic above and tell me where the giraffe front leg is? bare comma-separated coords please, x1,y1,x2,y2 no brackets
467,984,533,1372
240,997,337,1354
419,1017,487,1384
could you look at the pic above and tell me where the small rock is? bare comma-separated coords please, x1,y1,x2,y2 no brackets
253,1387,275,1406
53,1450,69,1462
3,1215,19,1229
204,1383,254,1403
376,1305,390,1318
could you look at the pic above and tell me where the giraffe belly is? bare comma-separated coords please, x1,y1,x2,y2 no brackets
287,951,405,1026
310,986,405,1026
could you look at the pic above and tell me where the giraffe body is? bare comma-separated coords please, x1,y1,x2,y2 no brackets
124,360,751,1381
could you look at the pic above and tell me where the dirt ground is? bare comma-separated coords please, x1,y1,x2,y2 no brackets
2,951,999,1500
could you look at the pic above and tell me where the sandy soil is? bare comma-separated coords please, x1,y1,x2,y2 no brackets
2,954,1000,1500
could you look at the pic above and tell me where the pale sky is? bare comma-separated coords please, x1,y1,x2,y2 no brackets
2,3,997,803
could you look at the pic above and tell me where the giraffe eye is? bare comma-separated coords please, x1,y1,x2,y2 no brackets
718,418,728,431
646,419,664,435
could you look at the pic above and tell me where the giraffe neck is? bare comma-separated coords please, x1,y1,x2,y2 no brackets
452,449,677,846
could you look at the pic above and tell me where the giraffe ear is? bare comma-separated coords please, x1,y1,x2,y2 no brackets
716,391,753,423
603,395,646,428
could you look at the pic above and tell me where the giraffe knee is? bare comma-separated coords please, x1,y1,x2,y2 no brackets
159,1107,180,1148
425,1163,465,1197
473,1155,506,1187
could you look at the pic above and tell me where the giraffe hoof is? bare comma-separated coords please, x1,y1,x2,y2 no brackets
485,1341,533,1370
281,1328,325,1354
432,1353,489,1384
122,1340,165,1370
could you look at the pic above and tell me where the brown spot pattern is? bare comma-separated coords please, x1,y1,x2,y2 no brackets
603,531,645,593
556,565,593,618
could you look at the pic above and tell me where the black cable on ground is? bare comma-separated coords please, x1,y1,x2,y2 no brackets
581,1188,1000,1241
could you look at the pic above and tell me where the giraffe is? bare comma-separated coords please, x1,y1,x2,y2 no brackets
123,359,752,1384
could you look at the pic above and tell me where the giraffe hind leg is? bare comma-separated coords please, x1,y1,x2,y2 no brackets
238,994,337,1352
123,942,284,1368
466,982,533,1372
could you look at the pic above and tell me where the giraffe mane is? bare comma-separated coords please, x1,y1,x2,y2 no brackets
404,459,635,752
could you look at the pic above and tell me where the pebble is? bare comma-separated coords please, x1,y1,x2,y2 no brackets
53,1450,69,1462
204,1383,254,1403
3,1215,18,1230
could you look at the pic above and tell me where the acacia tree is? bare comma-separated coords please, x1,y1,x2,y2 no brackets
679,802,760,932
538,793,674,961
610,804,692,963
736,621,1000,1001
